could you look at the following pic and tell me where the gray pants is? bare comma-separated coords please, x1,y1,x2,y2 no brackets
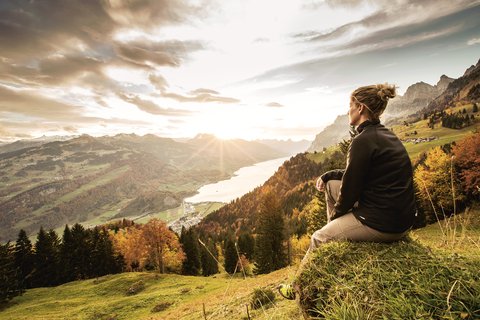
309,180,406,252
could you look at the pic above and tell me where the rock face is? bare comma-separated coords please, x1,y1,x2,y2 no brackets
427,58,480,111
384,75,455,119
307,114,350,152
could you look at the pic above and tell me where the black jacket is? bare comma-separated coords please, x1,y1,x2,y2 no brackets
321,120,415,233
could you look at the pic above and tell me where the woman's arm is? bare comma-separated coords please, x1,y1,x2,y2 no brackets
334,137,372,216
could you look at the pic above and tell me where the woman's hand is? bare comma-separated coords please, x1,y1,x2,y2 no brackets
316,177,325,192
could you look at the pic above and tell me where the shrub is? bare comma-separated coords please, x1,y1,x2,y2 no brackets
250,287,275,310
125,280,145,295
151,301,173,313
179,287,191,294
295,240,480,319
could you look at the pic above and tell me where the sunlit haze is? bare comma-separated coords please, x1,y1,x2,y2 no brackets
1,0,479,142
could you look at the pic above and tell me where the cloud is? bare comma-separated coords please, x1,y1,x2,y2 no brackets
0,0,204,61
0,0,209,113
162,91,240,104
467,37,480,45
149,74,169,91
117,93,192,116
265,102,284,107
295,0,477,50
0,86,82,120
114,40,204,68
0,1,114,60
63,126,79,133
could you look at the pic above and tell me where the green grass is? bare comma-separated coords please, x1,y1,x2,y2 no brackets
53,166,130,207
0,268,301,320
3,209,478,320
306,145,341,164
295,208,480,319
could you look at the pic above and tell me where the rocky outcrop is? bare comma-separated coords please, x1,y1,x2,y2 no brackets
426,58,480,111
384,75,455,119
307,114,350,152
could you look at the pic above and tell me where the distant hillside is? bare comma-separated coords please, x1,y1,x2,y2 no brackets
0,135,76,155
0,134,284,242
255,139,311,155
196,151,345,236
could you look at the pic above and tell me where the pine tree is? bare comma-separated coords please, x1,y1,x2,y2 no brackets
14,229,34,289
223,237,238,274
70,224,91,280
59,225,75,283
90,227,123,277
473,103,478,113
200,238,219,276
0,242,23,303
32,228,60,287
237,233,255,261
180,228,201,275
254,190,287,274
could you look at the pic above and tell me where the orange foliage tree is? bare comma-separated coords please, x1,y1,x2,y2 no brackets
110,218,185,273
414,147,464,219
110,226,146,271
452,132,480,198
142,218,184,273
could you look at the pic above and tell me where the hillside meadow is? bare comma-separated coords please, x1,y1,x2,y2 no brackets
1,207,479,320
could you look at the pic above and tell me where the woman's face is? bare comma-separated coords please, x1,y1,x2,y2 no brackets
348,96,361,126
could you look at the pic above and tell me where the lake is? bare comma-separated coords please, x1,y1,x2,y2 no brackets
185,156,290,203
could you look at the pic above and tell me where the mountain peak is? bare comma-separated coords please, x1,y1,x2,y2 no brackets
436,75,455,93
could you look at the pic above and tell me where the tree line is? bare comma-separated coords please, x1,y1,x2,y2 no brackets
423,104,477,130
2,130,478,304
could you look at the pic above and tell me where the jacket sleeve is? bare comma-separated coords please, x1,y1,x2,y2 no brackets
320,169,345,182
333,137,372,218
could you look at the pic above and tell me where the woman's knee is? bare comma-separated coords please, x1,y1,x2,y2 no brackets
310,229,332,249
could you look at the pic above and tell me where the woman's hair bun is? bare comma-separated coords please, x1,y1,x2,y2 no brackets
376,84,396,102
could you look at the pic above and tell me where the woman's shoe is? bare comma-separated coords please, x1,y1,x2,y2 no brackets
277,284,296,300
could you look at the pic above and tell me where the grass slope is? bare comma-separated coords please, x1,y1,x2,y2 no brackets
1,210,478,320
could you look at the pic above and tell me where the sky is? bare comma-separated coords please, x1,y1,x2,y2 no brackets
0,0,479,142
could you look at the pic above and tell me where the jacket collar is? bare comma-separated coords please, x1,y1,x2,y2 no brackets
357,119,380,133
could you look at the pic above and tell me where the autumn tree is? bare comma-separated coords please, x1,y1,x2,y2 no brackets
452,132,480,200
110,226,146,271
301,194,326,234
142,218,184,273
254,189,287,274
414,147,464,222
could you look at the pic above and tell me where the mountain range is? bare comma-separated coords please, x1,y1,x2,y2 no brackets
307,60,480,152
0,134,300,242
